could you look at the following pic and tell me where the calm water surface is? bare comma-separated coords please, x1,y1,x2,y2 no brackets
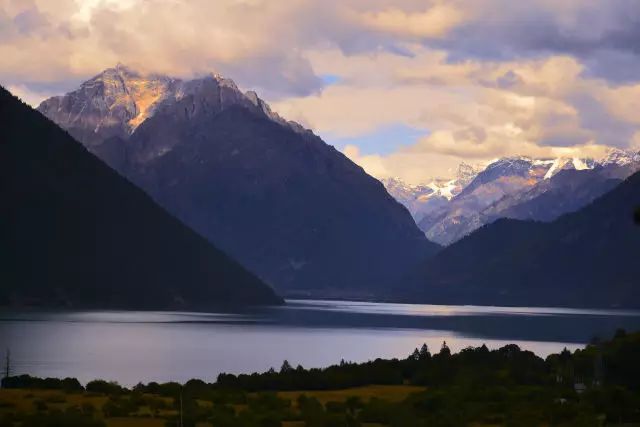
1,299,640,386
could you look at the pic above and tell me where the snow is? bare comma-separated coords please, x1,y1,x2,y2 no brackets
571,157,591,170
543,158,566,179
426,180,458,200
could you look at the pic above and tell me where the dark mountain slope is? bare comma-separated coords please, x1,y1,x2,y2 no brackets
401,170,640,308
0,86,281,308
125,103,435,294
38,68,439,296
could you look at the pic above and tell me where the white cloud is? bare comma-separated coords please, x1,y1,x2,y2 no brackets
1,0,639,184
273,48,640,183
360,4,466,39
6,84,55,106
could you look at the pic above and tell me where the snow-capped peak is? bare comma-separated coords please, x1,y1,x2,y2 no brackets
542,156,597,180
456,162,483,184
38,64,309,144
599,148,640,167
571,157,592,170
426,179,458,200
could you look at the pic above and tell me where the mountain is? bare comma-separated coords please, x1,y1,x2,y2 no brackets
38,65,438,296
417,157,555,245
481,164,635,223
0,85,281,308
37,64,183,147
399,169,640,308
381,162,481,221
384,152,640,246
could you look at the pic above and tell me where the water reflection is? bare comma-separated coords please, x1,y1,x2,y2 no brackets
288,299,640,317
1,299,639,386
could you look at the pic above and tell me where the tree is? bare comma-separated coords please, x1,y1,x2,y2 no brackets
409,348,420,361
439,342,451,357
280,360,293,373
419,344,431,360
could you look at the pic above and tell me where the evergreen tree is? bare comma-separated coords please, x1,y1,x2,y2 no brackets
439,341,451,357
419,344,431,360
280,360,293,373
410,348,420,361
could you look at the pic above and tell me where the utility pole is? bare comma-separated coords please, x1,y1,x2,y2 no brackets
2,348,10,386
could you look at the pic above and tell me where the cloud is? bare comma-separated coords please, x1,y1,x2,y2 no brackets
1,0,639,183
275,48,639,182
0,0,329,98
343,144,390,178
6,84,57,106
429,1,640,83
360,4,466,39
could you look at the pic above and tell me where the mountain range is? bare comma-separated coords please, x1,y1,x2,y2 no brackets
398,168,640,308
37,64,438,297
0,85,281,308
380,162,482,221
384,151,640,245
10,63,639,309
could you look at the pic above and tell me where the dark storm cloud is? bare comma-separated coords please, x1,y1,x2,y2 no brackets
425,0,640,83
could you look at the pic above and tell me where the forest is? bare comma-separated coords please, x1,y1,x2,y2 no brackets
1,330,640,426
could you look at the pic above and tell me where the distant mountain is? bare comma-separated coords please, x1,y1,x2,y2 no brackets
417,157,555,245
399,169,640,308
381,162,481,221
38,65,438,296
384,152,640,246
0,85,281,308
482,165,634,223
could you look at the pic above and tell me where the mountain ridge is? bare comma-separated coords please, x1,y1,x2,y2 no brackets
397,168,640,308
37,66,439,296
384,150,640,245
0,85,282,308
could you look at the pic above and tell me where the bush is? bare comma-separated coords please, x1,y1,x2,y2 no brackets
1,375,83,392
86,380,126,395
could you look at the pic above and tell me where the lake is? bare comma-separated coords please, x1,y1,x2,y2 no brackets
1,299,640,387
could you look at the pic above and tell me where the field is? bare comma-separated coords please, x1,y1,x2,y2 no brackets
0,385,425,427
277,385,423,405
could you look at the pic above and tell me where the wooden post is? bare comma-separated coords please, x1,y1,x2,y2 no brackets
2,349,10,386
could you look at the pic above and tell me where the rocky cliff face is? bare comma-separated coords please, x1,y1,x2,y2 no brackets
37,64,178,146
38,66,439,296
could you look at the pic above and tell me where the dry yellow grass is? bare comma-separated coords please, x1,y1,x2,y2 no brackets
0,389,108,413
277,385,425,406
106,417,166,427
1,385,425,427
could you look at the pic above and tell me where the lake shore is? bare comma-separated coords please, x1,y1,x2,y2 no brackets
2,330,639,426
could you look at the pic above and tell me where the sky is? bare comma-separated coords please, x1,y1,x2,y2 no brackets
2,0,640,183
